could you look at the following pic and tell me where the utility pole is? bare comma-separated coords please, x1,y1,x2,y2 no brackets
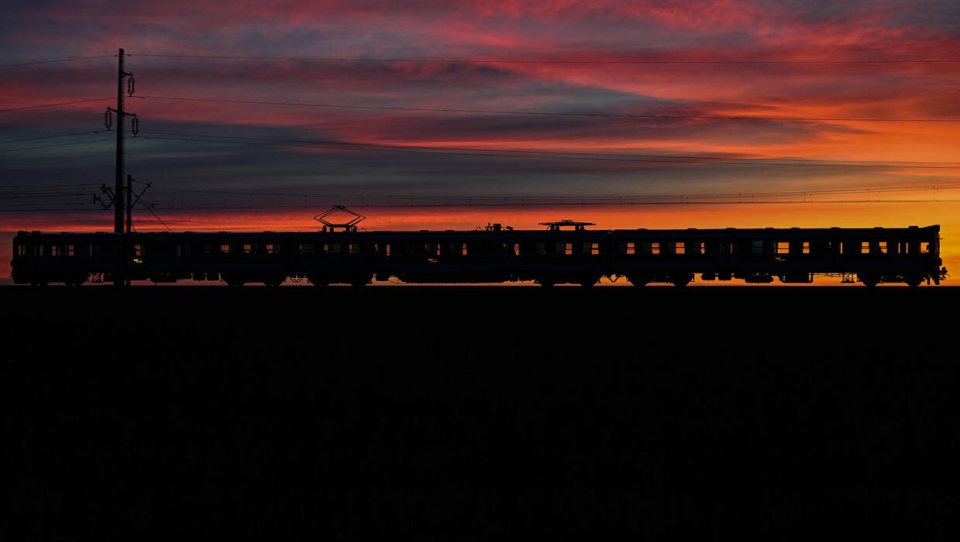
105,48,137,285
107,48,136,233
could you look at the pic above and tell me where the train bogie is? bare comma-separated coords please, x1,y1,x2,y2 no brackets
778,272,815,284
530,273,603,287
622,273,694,287
738,273,775,284
305,272,373,287
20,271,88,287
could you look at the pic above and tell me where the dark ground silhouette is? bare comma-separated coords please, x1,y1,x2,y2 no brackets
3,285,958,540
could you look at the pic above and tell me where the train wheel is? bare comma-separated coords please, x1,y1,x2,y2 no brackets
261,273,286,287
307,275,330,287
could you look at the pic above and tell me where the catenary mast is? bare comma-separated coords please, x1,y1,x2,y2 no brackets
104,48,137,285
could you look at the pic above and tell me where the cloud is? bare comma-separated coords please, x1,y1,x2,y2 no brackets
2,0,958,238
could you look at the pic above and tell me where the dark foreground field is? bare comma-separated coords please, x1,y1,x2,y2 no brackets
3,285,959,539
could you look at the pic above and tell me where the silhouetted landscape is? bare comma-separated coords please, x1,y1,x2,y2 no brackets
3,285,957,539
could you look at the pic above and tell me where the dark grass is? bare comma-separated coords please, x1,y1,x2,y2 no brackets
3,286,959,539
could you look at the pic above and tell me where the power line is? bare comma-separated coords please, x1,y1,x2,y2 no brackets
4,196,960,215
10,92,958,123
10,128,955,171
0,97,112,113
0,55,115,68
5,52,959,72
0,130,109,145
5,126,959,171
131,53,960,65
7,177,960,203
137,94,960,123
133,130,960,169
0,135,114,153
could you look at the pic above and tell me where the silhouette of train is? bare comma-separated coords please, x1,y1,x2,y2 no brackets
10,206,948,287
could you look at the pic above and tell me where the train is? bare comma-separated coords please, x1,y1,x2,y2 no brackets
9,207,949,288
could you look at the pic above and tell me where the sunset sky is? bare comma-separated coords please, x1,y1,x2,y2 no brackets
2,1,959,284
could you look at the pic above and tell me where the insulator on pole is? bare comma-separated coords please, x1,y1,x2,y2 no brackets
127,77,135,96
105,110,112,129
131,116,139,136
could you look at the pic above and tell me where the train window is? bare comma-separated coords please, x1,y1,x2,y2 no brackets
560,242,572,256
349,243,361,255
674,242,685,255
752,240,764,254
777,242,790,254
325,243,340,254
877,241,888,254
133,244,143,257
584,242,599,255
265,243,281,254
536,242,546,256
300,243,315,255
621,242,636,255
49,243,77,257
220,243,231,255
53,244,78,257
243,243,255,255
644,242,660,255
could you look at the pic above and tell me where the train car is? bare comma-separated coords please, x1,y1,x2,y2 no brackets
606,225,947,287
366,225,517,285
9,219,948,288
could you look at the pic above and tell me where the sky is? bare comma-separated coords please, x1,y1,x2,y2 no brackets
2,0,959,284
